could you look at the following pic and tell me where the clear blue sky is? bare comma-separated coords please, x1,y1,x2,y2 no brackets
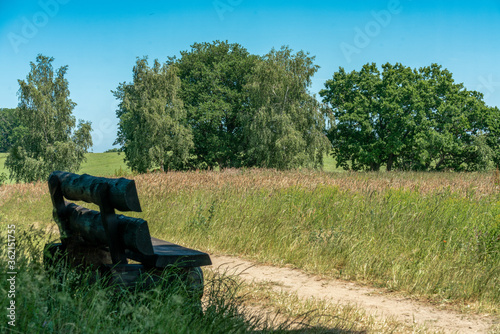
1,0,499,152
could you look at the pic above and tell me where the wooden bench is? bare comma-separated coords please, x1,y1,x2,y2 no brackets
44,171,211,294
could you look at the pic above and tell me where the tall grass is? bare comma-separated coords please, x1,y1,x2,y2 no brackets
133,169,500,312
1,169,499,315
0,228,447,334
0,228,283,333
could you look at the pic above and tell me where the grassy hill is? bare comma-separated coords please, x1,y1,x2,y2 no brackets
0,152,132,183
0,153,7,177
78,152,131,176
0,152,340,184
1,152,499,332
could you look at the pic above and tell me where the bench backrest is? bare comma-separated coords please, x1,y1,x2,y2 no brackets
48,171,154,264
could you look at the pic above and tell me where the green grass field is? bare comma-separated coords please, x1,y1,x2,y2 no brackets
78,152,131,176
1,153,499,332
320,153,340,172
0,152,132,183
0,153,8,178
0,152,338,184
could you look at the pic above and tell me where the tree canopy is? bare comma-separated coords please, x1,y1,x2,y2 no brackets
0,108,19,153
5,54,92,182
320,63,499,171
175,41,258,169
6,45,498,180
244,46,329,169
114,41,327,171
114,57,193,173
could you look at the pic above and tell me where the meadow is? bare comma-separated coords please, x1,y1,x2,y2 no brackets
0,152,131,184
134,170,499,310
1,153,499,332
0,152,341,183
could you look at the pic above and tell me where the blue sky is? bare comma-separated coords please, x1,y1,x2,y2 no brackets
1,0,499,152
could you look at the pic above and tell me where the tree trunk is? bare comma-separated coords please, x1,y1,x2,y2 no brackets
386,154,395,172
370,162,380,171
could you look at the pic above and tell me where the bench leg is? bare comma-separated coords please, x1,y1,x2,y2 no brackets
181,267,204,300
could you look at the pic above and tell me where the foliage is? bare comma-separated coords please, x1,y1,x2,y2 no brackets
5,54,92,183
0,108,19,153
320,63,499,171
114,57,193,173
114,41,328,171
485,106,500,167
104,147,122,153
244,46,329,169
175,40,258,169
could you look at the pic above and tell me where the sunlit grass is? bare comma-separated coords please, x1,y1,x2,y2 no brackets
238,279,435,333
134,170,500,314
78,152,131,177
2,169,499,316
0,227,284,333
0,225,461,333
0,152,131,185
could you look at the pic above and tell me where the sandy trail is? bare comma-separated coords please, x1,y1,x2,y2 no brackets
209,255,498,334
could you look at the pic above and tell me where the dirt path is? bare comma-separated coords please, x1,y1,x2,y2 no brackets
209,255,498,334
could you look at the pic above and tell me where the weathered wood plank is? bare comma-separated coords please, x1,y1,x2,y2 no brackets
50,171,142,212
126,237,212,268
66,203,154,256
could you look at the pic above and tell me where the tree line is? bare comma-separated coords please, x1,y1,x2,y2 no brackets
3,41,500,182
320,63,500,171
113,42,328,172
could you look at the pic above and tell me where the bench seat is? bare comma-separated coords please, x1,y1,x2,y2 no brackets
126,237,212,268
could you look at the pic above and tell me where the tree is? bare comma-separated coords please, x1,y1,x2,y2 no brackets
5,55,92,183
244,46,329,169
114,57,193,173
0,108,19,153
485,106,500,167
113,41,330,171
410,64,495,171
320,63,498,171
175,41,258,169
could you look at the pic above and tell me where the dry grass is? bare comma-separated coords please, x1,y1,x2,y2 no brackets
134,169,499,199
1,169,497,207
1,168,499,317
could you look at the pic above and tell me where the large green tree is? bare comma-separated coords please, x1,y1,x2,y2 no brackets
113,41,330,171
5,55,92,183
485,106,500,167
409,64,495,171
114,57,193,173
320,63,498,171
175,41,258,169
0,108,19,153
244,46,329,169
